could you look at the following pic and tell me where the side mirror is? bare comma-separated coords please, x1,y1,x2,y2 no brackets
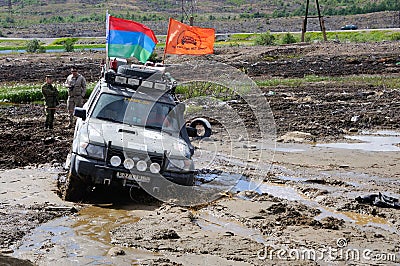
74,107,86,120
186,126,198,137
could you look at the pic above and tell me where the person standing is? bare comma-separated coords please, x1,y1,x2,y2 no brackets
41,75,59,130
64,67,86,127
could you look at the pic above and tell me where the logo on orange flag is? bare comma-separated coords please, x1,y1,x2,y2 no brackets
165,18,215,55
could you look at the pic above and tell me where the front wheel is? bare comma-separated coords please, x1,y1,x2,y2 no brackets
62,154,87,202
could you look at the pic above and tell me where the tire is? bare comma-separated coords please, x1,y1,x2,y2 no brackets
190,120,211,139
62,155,87,202
186,174,195,186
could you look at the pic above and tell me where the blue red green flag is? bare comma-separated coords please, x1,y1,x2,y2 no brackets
107,15,158,63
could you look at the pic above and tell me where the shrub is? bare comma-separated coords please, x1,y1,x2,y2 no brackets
25,39,46,53
390,32,400,41
254,31,275,46
63,38,75,52
148,51,160,63
52,37,79,45
282,32,297,44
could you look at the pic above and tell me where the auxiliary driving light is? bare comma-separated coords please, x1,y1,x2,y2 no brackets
123,158,135,170
136,160,147,172
110,156,121,167
149,163,161,174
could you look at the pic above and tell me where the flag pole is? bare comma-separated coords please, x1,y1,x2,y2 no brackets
105,10,110,72
162,18,172,64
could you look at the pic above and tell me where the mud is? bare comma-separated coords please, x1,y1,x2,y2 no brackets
0,42,400,265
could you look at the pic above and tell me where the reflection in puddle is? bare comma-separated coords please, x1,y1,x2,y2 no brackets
317,130,400,151
13,205,157,264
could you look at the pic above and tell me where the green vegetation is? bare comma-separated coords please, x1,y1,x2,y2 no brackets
0,82,95,104
175,81,236,101
0,37,105,52
0,29,398,53
390,32,400,41
256,75,400,89
25,39,45,53
242,30,400,46
281,32,297,44
273,0,399,17
1,0,398,27
254,31,276,46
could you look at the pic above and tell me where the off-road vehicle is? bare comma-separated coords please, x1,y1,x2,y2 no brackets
63,63,211,201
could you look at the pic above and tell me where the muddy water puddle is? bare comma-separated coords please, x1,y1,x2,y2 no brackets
219,174,398,234
317,130,400,151
196,212,266,244
13,205,159,265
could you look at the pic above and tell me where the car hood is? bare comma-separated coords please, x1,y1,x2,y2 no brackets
85,118,190,157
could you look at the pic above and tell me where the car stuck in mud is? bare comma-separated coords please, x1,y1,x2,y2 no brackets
63,63,212,201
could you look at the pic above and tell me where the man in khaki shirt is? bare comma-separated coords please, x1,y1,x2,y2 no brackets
64,67,86,127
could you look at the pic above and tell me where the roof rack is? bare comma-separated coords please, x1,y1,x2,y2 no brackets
104,64,175,93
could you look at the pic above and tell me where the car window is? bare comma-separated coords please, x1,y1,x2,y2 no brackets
91,93,179,132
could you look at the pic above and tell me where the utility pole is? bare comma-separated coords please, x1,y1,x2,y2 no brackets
301,0,327,42
181,0,195,25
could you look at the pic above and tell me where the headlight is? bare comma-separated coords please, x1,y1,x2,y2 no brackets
110,156,121,167
136,160,147,172
166,158,194,172
123,158,135,170
79,143,105,160
150,162,161,173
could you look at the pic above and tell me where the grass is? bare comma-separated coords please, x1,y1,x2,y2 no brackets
0,82,96,103
1,29,399,52
214,30,400,46
256,75,400,89
1,75,399,104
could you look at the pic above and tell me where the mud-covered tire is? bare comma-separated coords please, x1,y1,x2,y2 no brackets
187,174,195,186
190,120,211,139
62,173,87,202
62,154,87,202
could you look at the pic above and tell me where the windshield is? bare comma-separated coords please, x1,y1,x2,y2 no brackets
91,93,180,133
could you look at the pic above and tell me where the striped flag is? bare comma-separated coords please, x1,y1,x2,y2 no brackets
107,15,158,63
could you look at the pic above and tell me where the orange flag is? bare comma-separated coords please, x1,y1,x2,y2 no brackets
165,18,215,55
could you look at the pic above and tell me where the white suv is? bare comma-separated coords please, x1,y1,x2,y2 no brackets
63,64,211,202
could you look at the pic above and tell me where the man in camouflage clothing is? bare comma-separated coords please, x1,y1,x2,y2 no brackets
64,67,87,127
41,75,59,129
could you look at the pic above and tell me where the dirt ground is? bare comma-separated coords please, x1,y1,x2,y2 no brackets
0,42,400,265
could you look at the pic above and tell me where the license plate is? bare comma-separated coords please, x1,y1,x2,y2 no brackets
116,172,151,183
